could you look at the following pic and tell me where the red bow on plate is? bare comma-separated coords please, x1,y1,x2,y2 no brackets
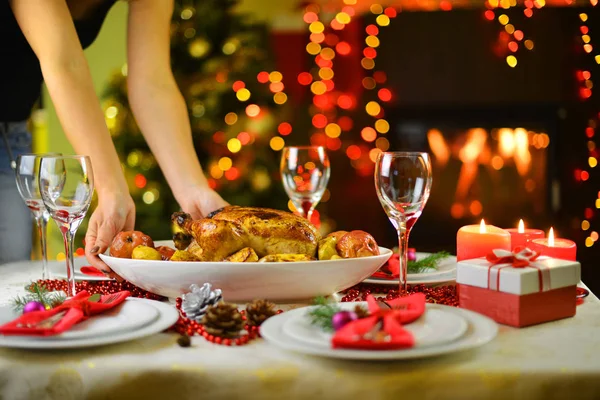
0,290,130,336
486,247,540,268
331,293,426,350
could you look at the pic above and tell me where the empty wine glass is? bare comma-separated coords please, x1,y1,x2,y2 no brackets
15,153,62,279
280,146,330,220
375,152,432,292
39,155,94,297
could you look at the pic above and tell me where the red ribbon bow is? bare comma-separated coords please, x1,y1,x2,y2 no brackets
331,293,426,350
486,247,540,268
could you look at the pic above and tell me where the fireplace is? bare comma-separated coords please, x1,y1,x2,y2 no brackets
378,104,560,250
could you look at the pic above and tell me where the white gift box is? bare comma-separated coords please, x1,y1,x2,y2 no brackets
456,256,581,295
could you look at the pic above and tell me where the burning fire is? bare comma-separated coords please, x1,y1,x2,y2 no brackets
518,219,525,233
480,219,486,233
548,227,555,247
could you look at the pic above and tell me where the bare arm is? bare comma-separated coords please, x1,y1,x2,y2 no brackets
9,0,129,199
126,0,227,217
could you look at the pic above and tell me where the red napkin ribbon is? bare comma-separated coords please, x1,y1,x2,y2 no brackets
0,290,130,337
80,266,107,277
331,293,426,350
485,247,550,292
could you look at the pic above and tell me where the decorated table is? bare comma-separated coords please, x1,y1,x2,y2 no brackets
1,260,600,400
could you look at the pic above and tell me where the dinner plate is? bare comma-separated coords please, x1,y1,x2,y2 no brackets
282,302,468,349
0,298,178,349
363,252,457,286
48,259,112,282
260,303,497,360
99,240,393,301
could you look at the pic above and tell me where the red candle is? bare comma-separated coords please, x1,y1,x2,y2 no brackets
530,228,577,261
457,220,511,261
506,219,545,250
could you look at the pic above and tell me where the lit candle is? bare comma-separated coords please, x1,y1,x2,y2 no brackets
506,219,545,250
457,219,511,261
530,228,577,261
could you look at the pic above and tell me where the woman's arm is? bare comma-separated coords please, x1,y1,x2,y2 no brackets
10,0,135,275
9,0,130,200
126,0,228,218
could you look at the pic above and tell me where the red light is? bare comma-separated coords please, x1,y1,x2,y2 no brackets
366,24,379,36
213,131,226,143
581,26,589,34
586,127,595,138
257,71,269,83
323,79,335,91
580,88,592,99
326,137,342,151
581,171,590,181
208,178,217,189
440,1,452,11
134,174,147,189
310,133,327,146
310,33,325,43
361,127,377,142
238,131,251,145
232,81,245,92
76,248,85,256
246,104,260,117
585,207,594,219
514,30,524,41
576,70,585,81
225,167,240,181
363,48,377,59
575,169,582,181
325,34,339,46
346,145,362,160
583,71,592,80
216,72,227,83
384,7,397,18
316,56,333,68
508,41,518,52
378,88,392,102
313,94,331,109
342,6,355,16
337,95,354,110
336,41,351,55
298,72,313,86
312,114,328,128
484,10,495,20
373,71,387,83
338,116,353,131
331,19,345,30
524,0,534,7
278,122,292,136
304,12,318,24
270,82,284,93
524,8,533,17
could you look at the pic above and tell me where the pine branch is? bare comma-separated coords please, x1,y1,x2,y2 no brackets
407,251,451,274
10,282,66,313
308,297,341,332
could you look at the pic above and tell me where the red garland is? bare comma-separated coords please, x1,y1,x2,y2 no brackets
34,280,458,346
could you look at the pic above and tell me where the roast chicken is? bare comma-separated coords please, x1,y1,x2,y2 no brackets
171,206,320,261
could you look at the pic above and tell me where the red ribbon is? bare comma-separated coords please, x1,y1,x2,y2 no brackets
331,293,426,350
484,247,550,292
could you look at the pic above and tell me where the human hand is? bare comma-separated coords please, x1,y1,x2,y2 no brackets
176,186,229,219
84,193,136,281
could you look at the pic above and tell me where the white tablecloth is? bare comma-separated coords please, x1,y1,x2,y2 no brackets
1,261,600,400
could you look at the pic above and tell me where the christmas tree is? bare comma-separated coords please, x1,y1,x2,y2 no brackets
99,0,290,239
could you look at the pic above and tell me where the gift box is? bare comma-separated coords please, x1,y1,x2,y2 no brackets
456,250,581,327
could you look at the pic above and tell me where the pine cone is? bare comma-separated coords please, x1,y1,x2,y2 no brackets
181,283,222,322
245,299,277,327
201,302,244,338
354,305,370,319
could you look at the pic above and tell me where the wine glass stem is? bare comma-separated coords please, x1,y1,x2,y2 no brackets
397,224,410,293
300,200,314,221
35,215,49,280
61,227,76,297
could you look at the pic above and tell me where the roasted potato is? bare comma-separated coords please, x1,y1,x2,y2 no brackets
170,250,200,262
258,254,315,262
225,247,259,262
317,236,341,260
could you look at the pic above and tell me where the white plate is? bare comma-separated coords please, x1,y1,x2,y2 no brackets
282,302,467,349
48,259,112,282
260,303,497,360
363,252,457,286
99,240,393,302
0,298,178,349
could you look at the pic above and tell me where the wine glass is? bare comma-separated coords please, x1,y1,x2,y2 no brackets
280,146,330,220
15,153,62,279
375,152,432,292
39,155,94,297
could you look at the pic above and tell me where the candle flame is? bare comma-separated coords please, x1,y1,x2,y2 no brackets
518,219,525,233
548,227,555,247
480,219,486,234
